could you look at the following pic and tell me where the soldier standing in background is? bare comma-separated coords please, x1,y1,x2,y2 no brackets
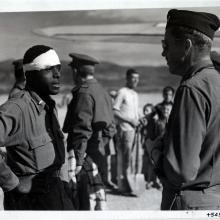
63,53,115,210
8,59,25,99
2,45,74,210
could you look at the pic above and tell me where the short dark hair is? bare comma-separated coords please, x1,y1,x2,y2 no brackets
126,68,139,78
143,103,154,114
23,45,52,65
163,86,175,95
169,25,212,51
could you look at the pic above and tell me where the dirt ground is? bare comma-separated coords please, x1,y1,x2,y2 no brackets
0,187,162,210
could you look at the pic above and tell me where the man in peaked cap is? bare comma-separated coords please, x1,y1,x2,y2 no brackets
63,53,116,210
1,45,74,210
8,59,25,99
151,9,220,210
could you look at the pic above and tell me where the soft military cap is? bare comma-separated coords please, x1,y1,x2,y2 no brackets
166,9,220,39
12,59,23,70
69,53,99,67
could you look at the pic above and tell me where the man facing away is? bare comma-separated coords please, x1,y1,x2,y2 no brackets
1,45,74,210
113,68,140,196
152,9,220,210
63,53,115,210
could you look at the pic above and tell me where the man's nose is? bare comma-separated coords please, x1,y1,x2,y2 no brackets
53,67,61,78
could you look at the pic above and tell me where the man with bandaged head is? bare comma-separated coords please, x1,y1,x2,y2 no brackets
152,9,220,210
1,45,74,210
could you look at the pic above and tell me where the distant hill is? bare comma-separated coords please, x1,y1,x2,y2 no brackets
0,59,179,94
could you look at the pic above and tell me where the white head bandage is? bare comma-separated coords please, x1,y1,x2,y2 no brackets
23,49,60,73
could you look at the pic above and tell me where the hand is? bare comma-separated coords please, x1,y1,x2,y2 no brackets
12,176,33,194
75,166,82,175
68,149,76,181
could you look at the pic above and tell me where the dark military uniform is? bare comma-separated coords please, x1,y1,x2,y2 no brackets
8,81,25,99
1,89,73,210
9,59,25,99
63,78,115,181
160,61,220,209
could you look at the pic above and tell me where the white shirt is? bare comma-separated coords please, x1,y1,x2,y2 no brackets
113,87,139,131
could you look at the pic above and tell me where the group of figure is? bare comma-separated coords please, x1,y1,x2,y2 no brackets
0,8,220,211
140,86,174,190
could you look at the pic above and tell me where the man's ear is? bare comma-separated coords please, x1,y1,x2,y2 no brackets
185,39,193,56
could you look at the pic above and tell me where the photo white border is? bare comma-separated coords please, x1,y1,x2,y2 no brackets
0,0,220,219
0,0,220,12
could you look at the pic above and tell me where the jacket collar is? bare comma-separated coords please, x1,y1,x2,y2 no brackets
26,89,55,114
181,60,214,83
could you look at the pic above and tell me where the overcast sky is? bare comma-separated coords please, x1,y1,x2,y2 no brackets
0,0,220,12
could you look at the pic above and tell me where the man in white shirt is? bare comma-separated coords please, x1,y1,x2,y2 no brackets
113,68,139,196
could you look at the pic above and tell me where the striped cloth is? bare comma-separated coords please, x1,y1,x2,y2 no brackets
81,155,107,210
68,150,106,210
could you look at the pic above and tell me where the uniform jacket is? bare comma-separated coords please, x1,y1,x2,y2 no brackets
63,78,115,166
162,60,220,190
0,89,65,177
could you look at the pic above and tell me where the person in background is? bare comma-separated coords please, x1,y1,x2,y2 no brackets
109,90,119,187
156,86,175,108
142,102,172,190
63,53,115,210
140,103,155,139
139,103,154,189
210,50,220,72
1,45,74,210
8,59,25,99
113,68,140,196
153,9,220,210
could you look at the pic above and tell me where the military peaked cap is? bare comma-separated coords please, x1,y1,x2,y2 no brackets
69,53,99,67
12,59,23,70
166,9,220,39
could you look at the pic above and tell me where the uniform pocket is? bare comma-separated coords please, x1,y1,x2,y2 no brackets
28,134,55,170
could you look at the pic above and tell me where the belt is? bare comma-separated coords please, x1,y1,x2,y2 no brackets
38,169,60,178
181,184,220,192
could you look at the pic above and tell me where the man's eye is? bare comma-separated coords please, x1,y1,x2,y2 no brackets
45,67,53,71
44,65,61,72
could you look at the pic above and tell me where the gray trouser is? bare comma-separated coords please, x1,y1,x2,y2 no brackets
116,129,135,193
